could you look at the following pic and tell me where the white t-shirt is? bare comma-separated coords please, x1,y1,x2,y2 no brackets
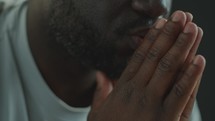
0,1,90,121
0,1,202,121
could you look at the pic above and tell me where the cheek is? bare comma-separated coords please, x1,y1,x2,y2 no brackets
74,0,111,32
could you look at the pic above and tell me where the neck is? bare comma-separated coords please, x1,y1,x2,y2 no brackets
26,0,96,107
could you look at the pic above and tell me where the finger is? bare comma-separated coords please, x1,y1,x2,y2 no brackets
118,18,166,84
176,27,203,81
145,22,198,99
186,27,203,64
180,76,201,121
91,71,113,110
183,27,203,69
178,12,194,69
185,12,193,23
132,11,187,88
177,27,203,121
164,55,206,121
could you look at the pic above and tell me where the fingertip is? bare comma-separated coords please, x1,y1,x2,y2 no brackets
183,22,198,34
171,10,187,24
193,55,206,66
198,27,204,37
185,12,193,22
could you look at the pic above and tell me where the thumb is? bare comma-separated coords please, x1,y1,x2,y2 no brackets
91,71,113,110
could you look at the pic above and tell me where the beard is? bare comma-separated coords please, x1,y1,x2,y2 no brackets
47,0,133,80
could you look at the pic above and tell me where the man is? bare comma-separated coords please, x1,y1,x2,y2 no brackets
0,0,205,121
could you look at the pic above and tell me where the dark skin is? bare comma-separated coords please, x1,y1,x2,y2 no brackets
27,0,97,107
27,0,205,120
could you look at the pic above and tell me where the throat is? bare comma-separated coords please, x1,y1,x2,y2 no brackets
54,81,97,107
39,59,97,107
42,63,97,107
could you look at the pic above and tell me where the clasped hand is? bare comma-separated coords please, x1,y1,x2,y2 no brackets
88,11,205,121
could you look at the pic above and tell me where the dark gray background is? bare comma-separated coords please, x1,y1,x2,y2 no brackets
172,0,214,121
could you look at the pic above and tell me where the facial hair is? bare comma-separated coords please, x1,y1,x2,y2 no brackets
47,0,130,80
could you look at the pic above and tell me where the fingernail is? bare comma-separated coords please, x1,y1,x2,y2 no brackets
193,56,201,65
183,23,191,33
183,23,196,33
171,12,180,22
155,18,166,29
185,12,193,22
198,27,204,36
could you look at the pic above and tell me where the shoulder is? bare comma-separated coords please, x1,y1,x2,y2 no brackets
0,1,4,13
0,0,26,14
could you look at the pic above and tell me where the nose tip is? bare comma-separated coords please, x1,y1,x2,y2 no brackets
131,0,168,18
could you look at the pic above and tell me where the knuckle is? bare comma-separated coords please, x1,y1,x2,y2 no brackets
146,47,160,61
175,34,187,47
163,22,176,36
183,71,193,80
158,56,173,72
120,82,135,103
138,90,153,108
132,50,146,63
138,93,150,107
173,83,186,97
145,29,159,42
138,88,161,108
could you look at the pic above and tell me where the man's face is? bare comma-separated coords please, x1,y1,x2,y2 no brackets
48,0,172,80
